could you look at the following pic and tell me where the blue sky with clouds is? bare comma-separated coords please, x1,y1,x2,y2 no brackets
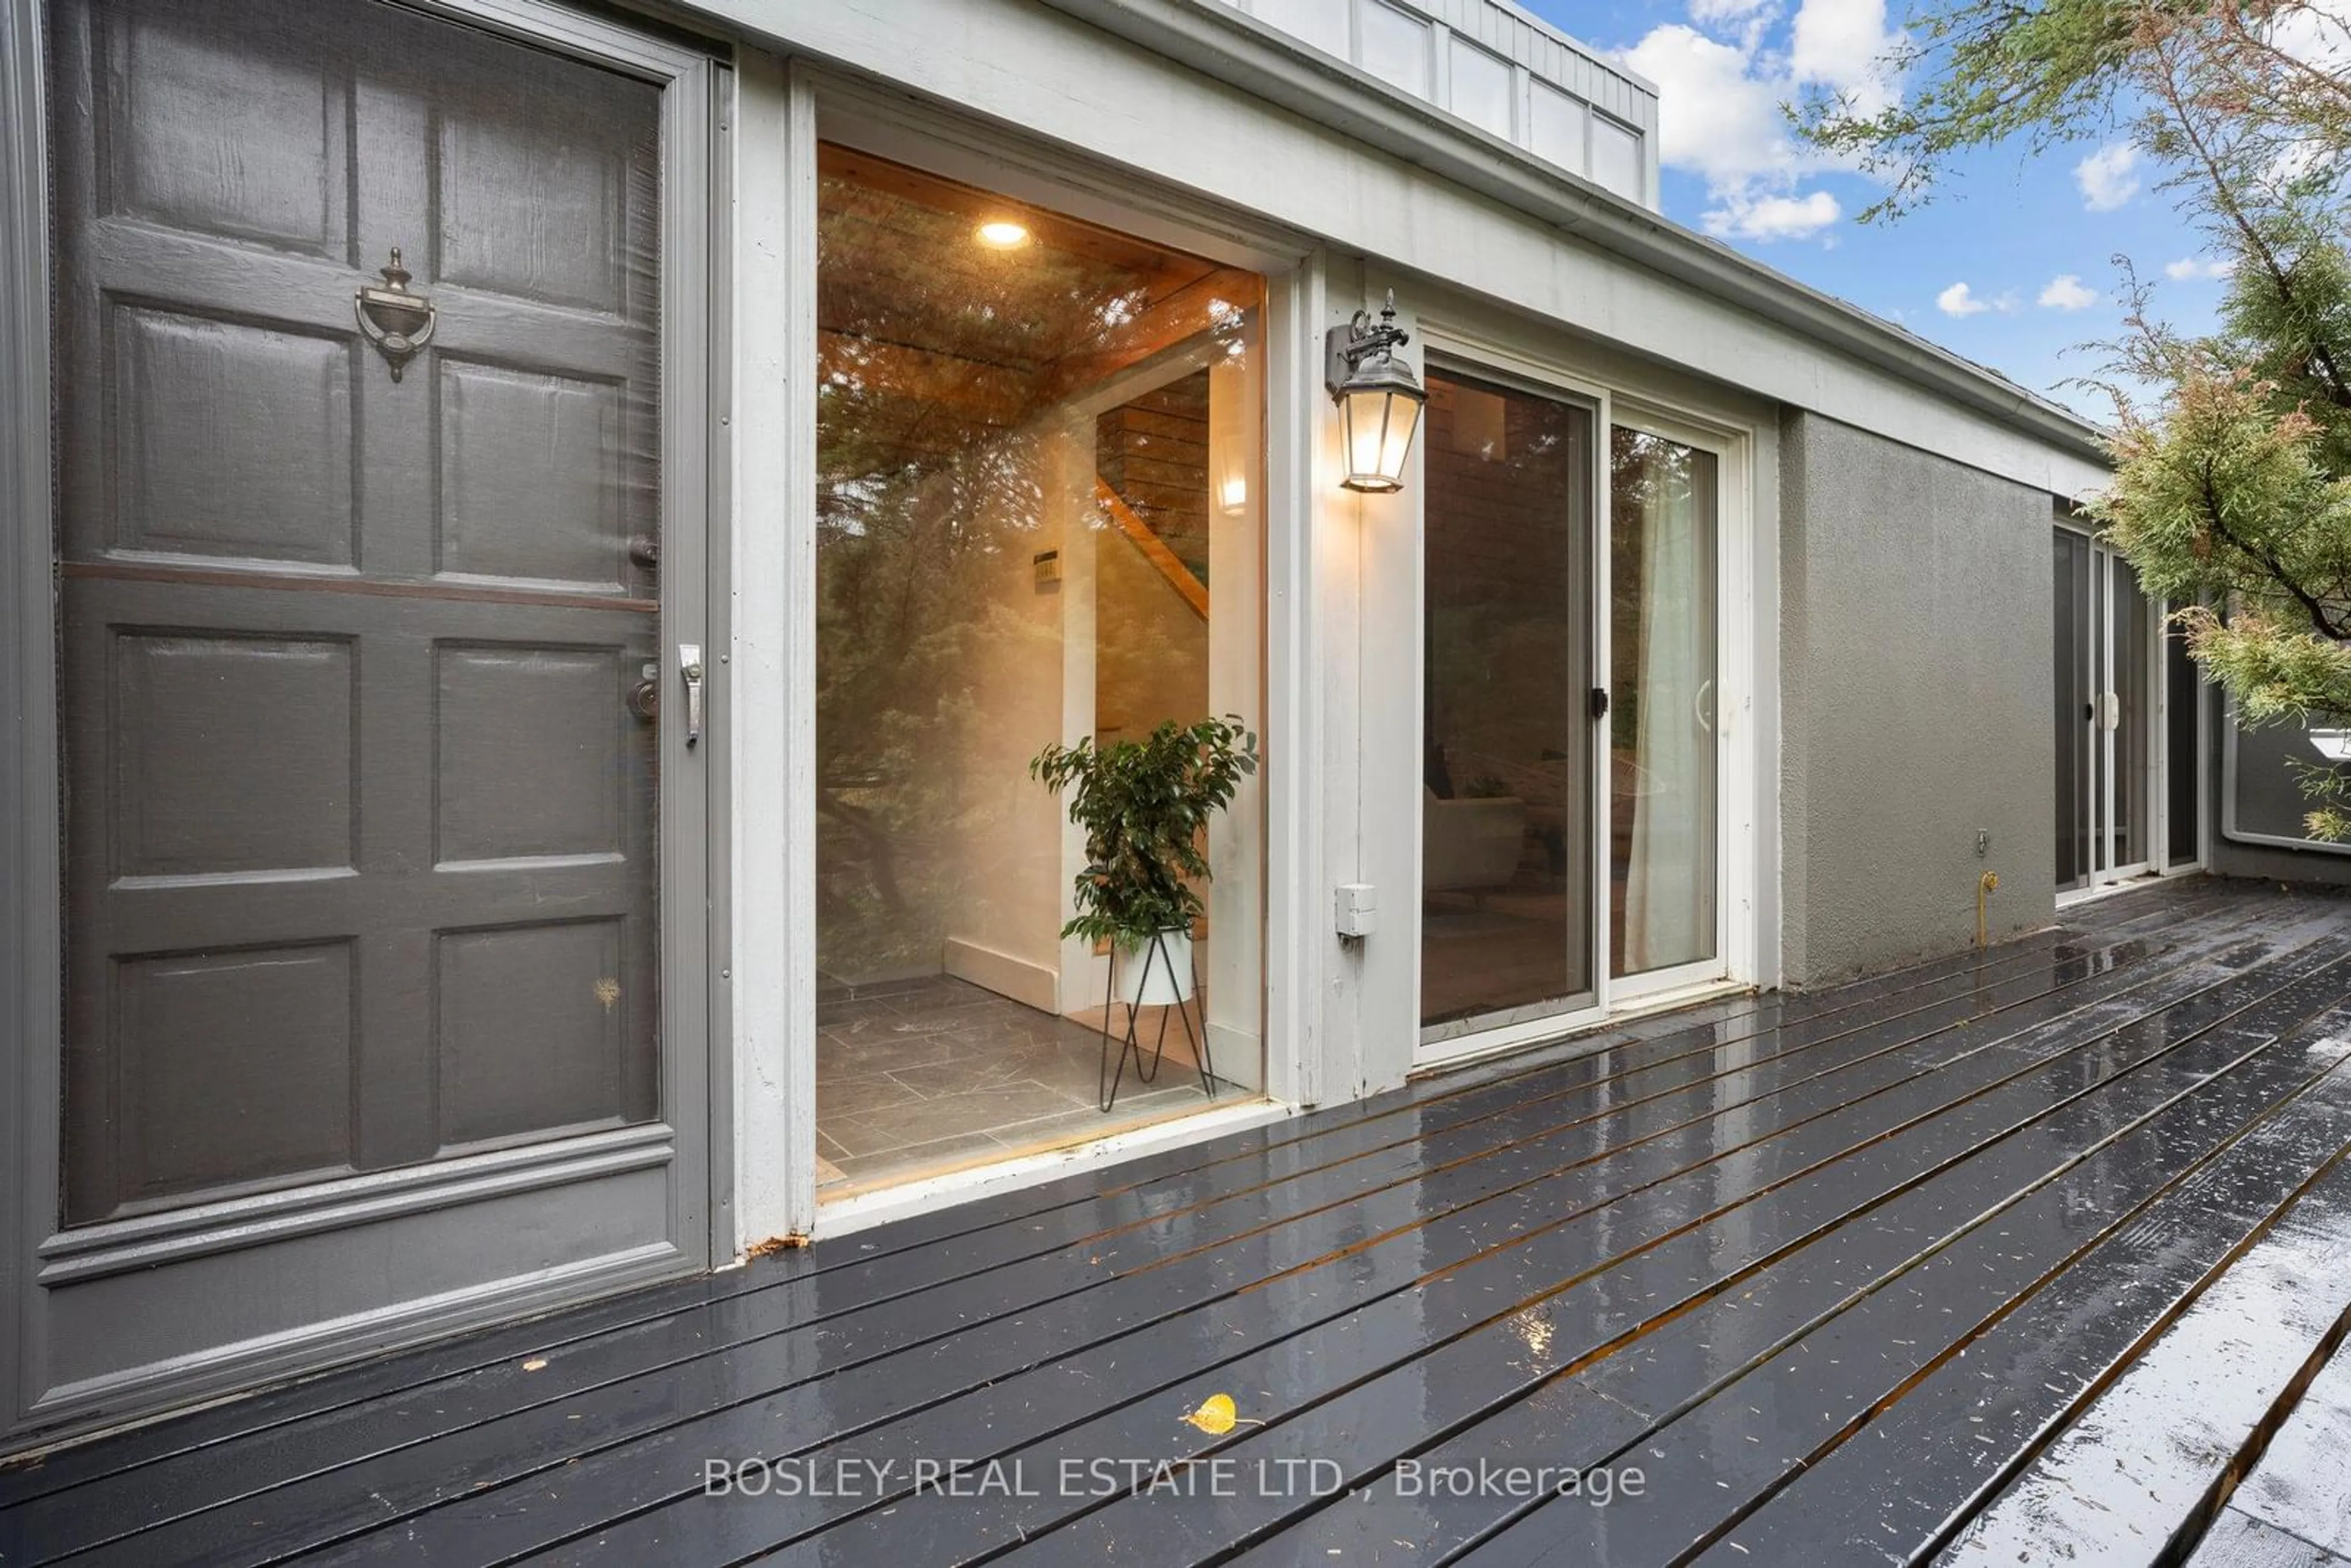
1513,0,2238,416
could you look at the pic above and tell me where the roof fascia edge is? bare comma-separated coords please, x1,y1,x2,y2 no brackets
1033,0,2110,467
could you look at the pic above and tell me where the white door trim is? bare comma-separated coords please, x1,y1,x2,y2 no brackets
725,45,811,1251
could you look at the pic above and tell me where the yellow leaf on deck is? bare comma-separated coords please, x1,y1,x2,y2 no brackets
1182,1393,1239,1434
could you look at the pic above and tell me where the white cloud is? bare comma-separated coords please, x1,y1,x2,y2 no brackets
1788,0,1902,112
2038,274,2099,310
2263,134,2337,191
2074,142,2141,211
2272,0,2351,72
1936,282,2017,317
1689,0,1776,24
1619,25,1804,194
1618,0,1904,246
1704,189,1842,241
1937,282,1989,316
2164,255,2236,281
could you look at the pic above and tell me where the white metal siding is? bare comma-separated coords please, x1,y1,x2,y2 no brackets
1229,0,1658,205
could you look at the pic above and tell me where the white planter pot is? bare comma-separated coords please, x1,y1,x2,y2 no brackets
1117,928,1194,1007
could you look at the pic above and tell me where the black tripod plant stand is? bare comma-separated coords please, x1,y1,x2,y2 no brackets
1098,928,1217,1114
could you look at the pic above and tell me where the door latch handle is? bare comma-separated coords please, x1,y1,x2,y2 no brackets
680,645,704,747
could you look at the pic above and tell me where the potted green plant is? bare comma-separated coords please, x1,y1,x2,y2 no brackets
1030,715,1259,1006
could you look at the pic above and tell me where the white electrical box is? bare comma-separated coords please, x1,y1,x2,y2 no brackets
1335,883,1378,939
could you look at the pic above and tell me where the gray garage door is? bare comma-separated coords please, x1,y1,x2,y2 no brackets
26,0,712,1435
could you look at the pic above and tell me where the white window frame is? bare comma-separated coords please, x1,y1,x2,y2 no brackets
2219,696,2351,855
757,70,1322,1237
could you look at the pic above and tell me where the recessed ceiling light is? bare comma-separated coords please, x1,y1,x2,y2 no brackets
976,219,1030,249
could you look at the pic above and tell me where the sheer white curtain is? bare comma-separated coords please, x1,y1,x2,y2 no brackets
1620,435,1717,975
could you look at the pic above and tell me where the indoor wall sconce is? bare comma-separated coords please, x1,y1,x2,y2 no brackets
1210,352,1251,516
1325,289,1426,493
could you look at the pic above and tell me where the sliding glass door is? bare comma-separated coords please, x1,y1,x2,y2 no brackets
2164,615,2204,869
1609,427,1720,989
2054,526,2159,895
1417,372,1730,1050
1418,370,1595,1040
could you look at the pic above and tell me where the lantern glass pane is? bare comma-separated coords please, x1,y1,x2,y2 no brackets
1378,392,1422,481
1342,386,1393,487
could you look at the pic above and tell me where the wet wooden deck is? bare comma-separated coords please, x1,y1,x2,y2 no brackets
10,876,2351,1567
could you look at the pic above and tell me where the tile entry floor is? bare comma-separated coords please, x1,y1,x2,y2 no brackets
816,973,1232,1193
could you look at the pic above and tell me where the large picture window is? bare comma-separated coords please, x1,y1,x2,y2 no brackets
812,146,1265,1193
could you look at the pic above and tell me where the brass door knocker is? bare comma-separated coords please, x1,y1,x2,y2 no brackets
354,248,436,381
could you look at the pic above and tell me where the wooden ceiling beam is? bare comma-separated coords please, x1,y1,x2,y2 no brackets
1037,267,1262,401
1095,478,1209,620
819,143,1200,282
819,330,1029,420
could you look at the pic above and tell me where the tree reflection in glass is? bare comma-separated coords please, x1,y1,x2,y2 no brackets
813,145,1264,1088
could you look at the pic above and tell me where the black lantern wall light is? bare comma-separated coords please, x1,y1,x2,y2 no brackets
1324,290,1427,493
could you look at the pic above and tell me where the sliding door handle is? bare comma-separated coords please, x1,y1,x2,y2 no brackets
680,645,704,747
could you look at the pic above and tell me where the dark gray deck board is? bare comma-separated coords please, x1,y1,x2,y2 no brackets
7,879,2351,1567
0,887,2213,1515
1,875,2202,1529
990,920,2351,1568
1693,1004,2351,1566
86,896,2265,1564
680,906,2330,1568
362,908,2302,1566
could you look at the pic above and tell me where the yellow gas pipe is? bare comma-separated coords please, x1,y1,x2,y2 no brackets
1978,871,2000,948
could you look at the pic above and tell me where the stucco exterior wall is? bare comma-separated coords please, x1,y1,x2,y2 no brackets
1780,411,2058,987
